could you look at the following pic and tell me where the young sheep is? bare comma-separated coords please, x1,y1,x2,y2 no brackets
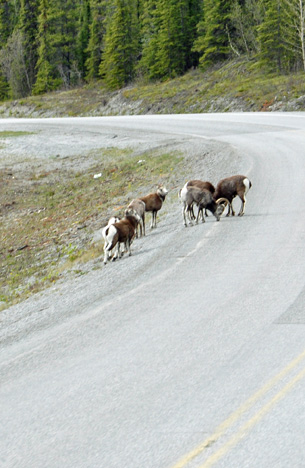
125,198,146,237
214,175,252,217
185,179,215,218
140,186,168,229
186,179,215,194
103,210,141,264
181,185,228,226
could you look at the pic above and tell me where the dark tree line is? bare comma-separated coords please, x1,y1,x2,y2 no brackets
0,0,304,99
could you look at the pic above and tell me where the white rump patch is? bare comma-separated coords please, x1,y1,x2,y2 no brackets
105,225,117,248
243,178,251,194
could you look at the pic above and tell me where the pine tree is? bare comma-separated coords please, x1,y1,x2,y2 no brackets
99,0,140,88
257,0,291,73
0,1,16,99
156,0,186,77
0,71,9,99
85,0,107,80
138,0,160,78
76,0,91,78
139,0,202,80
43,0,79,88
33,0,55,94
18,0,39,92
0,1,15,47
195,0,232,69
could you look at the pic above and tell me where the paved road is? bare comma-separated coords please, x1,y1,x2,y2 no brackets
1,113,305,468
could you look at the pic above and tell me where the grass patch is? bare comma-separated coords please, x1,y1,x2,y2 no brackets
0,146,183,308
0,131,34,138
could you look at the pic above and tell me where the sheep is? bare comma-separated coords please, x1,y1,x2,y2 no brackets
214,175,252,217
185,179,215,218
102,216,120,241
186,179,215,194
140,186,168,229
125,198,146,237
180,185,229,227
103,210,141,264
102,216,121,260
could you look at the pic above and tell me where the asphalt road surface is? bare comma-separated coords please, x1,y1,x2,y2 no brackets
1,113,305,468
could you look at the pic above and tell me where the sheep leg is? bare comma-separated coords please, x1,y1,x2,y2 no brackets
112,243,120,261
104,241,116,264
238,196,246,216
103,248,109,264
139,218,145,236
226,202,234,216
183,203,188,227
154,211,157,228
187,205,194,225
190,204,196,220
196,206,205,224
125,239,132,256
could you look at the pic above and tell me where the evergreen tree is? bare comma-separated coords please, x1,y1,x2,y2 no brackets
184,0,203,68
0,70,9,99
0,1,16,99
194,0,232,69
99,0,140,88
39,0,78,88
33,0,55,94
156,0,190,77
257,0,291,73
18,0,39,92
76,0,91,78
138,0,160,78
0,1,15,47
85,0,107,80
139,0,201,80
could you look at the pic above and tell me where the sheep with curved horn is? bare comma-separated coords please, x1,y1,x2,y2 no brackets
214,175,252,216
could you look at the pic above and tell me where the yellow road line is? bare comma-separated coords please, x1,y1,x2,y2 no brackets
199,365,305,468
171,347,305,468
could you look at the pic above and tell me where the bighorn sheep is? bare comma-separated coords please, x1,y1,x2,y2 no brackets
102,216,120,241
125,199,146,237
103,210,141,264
214,175,252,216
140,186,168,228
186,179,215,194
180,185,228,226
185,180,215,218
102,216,120,260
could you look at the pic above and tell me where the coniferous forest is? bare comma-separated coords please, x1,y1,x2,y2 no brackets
0,0,305,101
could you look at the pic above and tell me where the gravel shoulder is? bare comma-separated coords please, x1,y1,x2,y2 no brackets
0,120,243,349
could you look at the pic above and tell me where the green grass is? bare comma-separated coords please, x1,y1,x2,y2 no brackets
0,131,34,137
